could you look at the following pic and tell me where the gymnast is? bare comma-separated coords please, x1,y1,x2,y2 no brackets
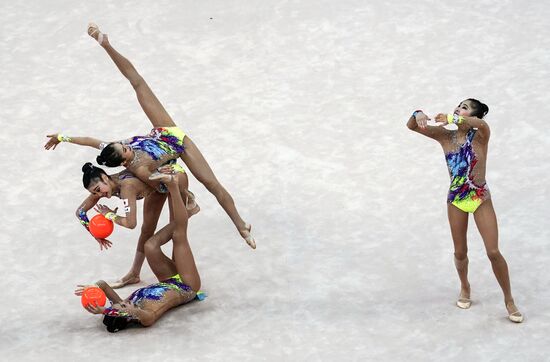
407,99,523,322
75,167,203,332
69,161,197,288
52,23,255,249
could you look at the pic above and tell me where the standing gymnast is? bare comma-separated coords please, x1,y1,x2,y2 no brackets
407,99,523,323
78,22,255,249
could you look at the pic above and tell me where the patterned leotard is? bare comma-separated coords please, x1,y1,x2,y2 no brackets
445,128,490,213
101,127,187,194
112,170,152,200
103,274,205,319
127,274,196,308
125,127,186,161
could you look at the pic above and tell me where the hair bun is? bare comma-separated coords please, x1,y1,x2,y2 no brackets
481,103,489,117
82,162,94,173
96,155,106,166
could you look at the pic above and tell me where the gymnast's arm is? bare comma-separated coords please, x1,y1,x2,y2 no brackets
44,132,109,150
434,113,490,141
95,280,123,304
458,115,490,141
95,184,138,230
407,110,449,142
131,165,165,192
76,194,113,250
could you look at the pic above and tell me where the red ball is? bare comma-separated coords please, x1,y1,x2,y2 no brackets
89,214,114,239
81,287,107,308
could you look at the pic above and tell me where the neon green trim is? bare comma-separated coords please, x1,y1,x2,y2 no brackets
105,212,117,221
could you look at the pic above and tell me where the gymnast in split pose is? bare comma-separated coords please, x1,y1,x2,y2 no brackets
57,23,255,248
407,99,523,323
75,168,203,332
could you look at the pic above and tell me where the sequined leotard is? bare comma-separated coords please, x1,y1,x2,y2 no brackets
125,127,186,163
103,274,205,320
444,128,490,213
112,169,153,200
100,127,187,193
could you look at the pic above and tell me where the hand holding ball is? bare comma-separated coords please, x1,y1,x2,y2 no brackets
81,286,107,308
89,214,114,239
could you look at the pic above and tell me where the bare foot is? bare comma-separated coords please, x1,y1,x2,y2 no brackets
109,275,140,289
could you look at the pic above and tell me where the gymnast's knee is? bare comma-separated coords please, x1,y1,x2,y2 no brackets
486,249,502,262
130,75,145,90
205,180,229,202
454,251,468,262
144,236,161,255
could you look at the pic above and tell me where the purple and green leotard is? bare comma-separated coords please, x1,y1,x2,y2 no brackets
445,129,490,213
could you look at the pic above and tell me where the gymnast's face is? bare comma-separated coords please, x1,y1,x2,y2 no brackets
87,174,113,198
454,100,475,117
113,143,133,164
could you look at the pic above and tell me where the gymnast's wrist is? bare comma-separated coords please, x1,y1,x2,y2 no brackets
105,212,118,221
447,114,464,125
57,134,72,142
412,109,423,119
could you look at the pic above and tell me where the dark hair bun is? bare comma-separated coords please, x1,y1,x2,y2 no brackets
96,155,106,166
82,162,94,174
481,103,489,117
465,98,490,119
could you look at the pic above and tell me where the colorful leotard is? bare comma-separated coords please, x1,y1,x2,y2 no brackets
103,274,205,318
100,128,187,193
127,274,196,307
125,127,186,161
125,127,186,193
445,129,490,213
111,170,153,200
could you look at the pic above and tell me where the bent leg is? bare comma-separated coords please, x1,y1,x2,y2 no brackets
447,204,471,302
165,175,201,291
110,192,167,288
144,222,177,281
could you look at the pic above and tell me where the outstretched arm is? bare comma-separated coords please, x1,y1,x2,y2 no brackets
44,133,108,151
76,194,113,250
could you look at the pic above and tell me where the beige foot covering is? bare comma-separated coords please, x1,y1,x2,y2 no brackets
456,292,472,309
241,223,256,249
87,23,105,45
454,256,471,309
507,302,524,323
